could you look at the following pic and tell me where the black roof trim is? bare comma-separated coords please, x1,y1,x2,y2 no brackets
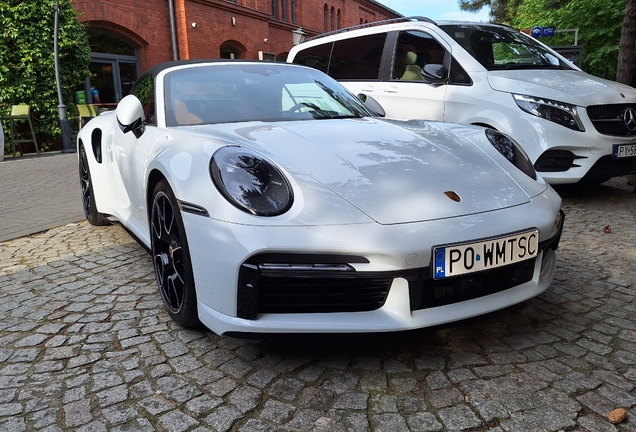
304,16,437,43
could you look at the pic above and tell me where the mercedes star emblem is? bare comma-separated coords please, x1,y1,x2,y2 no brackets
623,107,636,132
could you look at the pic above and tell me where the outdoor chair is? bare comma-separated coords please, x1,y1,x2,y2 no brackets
2,104,40,157
78,104,99,130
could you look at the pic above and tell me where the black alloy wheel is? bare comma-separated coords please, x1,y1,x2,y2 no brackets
79,145,109,226
150,180,200,327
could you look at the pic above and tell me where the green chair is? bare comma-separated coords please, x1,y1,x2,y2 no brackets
78,104,99,130
6,104,39,157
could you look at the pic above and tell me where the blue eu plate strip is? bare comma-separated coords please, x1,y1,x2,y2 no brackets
434,247,446,279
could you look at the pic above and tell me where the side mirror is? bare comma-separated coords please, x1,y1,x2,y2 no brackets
421,64,447,83
116,95,145,138
357,93,386,117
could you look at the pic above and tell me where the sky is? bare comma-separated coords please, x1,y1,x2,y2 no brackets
373,0,491,22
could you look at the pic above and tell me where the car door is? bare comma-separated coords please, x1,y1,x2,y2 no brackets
374,29,453,121
107,74,158,233
293,33,388,106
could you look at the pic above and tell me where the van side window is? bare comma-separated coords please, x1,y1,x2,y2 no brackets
329,33,385,79
292,42,333,74
292,33,386,80
393,31,447,81
449,57,472,85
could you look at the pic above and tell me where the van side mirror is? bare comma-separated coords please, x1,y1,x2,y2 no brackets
421,64,447,83
357,93,386,117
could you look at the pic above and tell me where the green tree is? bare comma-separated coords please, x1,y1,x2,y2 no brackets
0,0,91,151
510,0,623,80
459,0,522,23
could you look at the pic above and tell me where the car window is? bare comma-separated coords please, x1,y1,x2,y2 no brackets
440,24,574,71
292,33,386,80
132,75,155,124
392,30,448,81
163,64,374,126
449,57,472,85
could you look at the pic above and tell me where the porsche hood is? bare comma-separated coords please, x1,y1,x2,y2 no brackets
200,119,533,225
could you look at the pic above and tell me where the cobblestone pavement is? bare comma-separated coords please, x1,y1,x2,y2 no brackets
1,179,636,432
0,153,84,242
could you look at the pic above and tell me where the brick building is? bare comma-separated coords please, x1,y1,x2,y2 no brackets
72,0,399,104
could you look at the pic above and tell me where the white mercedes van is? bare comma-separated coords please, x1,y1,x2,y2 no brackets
288,17,636,184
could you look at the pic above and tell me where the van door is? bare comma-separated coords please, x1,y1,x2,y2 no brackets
292,33,388,99
375,30,453,121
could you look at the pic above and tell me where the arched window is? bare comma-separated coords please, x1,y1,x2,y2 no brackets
330,7,335,31
337,9,341,29
291,0,297,24
86,29,139,104
220,43,240,59
324,4,328,32
281,0,287,22
271,0,277,19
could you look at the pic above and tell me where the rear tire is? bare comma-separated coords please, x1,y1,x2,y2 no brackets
79,145,110,226
150,180,200,327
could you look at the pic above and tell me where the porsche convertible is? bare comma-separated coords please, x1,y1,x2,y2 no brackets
78,60,564,335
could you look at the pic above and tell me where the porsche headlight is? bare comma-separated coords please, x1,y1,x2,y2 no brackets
210,147,293,216
485,129,537,180
513,94,584,132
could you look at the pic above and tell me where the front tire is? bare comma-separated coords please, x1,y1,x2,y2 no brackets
79,144,110,226
150,180,200,327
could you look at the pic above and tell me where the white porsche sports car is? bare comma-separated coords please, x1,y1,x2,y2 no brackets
78,60,564,335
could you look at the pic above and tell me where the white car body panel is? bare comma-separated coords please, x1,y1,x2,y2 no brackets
77,61,563,335
288,20,636,184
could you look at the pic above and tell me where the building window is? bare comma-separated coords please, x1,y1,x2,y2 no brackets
281,0,287,22
337,9,341,29
220,44,240,59
86,29,139,104
324,4,328,32
330,7,335,31
291,0,297,24
272,0,277,19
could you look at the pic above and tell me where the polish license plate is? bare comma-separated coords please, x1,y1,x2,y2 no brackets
613,144,636,159
433,229,539,279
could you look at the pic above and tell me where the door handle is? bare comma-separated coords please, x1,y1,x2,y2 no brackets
360,86,375,92
382,86,399,94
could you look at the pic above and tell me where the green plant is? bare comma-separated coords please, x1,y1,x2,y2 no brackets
0,0,91,152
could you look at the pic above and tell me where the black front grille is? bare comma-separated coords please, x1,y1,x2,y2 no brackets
579,155,636,182
408,258,535,311
534,150,586,172
587,104,636,136
236,227,564,321
258,276,392,314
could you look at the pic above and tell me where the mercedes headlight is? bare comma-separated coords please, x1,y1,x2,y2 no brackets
210,147,293,216
485,129,537,180
513,94,584,132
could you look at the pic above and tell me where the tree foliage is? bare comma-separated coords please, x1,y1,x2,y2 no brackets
510,0,623,80
0,0,91,151
459,0,522,23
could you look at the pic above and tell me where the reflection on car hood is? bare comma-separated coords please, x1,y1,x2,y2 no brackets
194,119,530,224
487,69,636,106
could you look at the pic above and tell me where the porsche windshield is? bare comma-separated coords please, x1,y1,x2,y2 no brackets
164,63,374,126
439,24,574,71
